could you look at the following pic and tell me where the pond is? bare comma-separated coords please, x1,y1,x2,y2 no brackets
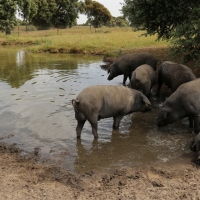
0,47,194,173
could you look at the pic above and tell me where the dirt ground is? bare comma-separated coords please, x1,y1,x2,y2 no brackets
0,142,200,200
1,47,200,200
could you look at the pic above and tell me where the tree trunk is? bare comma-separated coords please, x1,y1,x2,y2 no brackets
6,30,11,35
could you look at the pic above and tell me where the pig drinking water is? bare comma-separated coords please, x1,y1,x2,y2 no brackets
130,64,156,98
107,53,157,85
157,78,200,165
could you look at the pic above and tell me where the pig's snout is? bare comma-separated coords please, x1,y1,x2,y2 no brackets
156,119,166,127
107,75,113,81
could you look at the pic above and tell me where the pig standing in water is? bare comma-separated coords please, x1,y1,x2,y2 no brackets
131,64,156,98
156,61,196,96
157,78,200,165
72,85,151,138
107,53,157,85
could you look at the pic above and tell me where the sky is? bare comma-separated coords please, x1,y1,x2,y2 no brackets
77,0,124,24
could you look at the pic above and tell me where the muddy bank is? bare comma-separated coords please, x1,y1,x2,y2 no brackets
0,141,200,200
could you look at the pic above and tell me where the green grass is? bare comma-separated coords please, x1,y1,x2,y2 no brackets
0,26,169,57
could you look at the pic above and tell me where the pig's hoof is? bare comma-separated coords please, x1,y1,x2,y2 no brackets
156,93,159,97
77,136,81,139
93,135,98,139
190,139,196,152
113,125,119,130
191,152,200,165
189,124,194,128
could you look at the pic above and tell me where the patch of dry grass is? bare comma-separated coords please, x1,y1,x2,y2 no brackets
0,26,168,56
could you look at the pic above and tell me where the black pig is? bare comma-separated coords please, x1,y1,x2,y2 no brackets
156,61,196,96
157,78,200,165
107,53,157,85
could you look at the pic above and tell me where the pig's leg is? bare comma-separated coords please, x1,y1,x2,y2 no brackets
156,72,163,96
144,86,151,99
123,75,128,85
129,74,132,81
76,120,86,139
128,74,132,86
113,115,123,129
190,116,199,151
190,139,196,152
91,123,98,138
191,116,200,165
194,116,200,134
191,132,200,165
87,115,98,138
188,116,194,128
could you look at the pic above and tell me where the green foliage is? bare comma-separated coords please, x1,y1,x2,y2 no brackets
17,0,37,24
115,16,129,27
170,8,200,62
27,25,37,31
122,0,200,61
17,19,27,26
17,0,82,30
85,0,112,28
30,0,56,29
105,16,129,27
51,0,81,28
0,0,17,34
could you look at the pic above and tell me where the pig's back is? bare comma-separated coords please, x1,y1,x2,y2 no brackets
116,53,157,72
77,85,135,109
169,79,200,111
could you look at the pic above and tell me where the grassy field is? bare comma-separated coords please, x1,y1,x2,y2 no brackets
0,26,168,57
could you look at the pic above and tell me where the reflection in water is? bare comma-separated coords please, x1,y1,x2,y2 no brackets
16,50,25,67
75,134,148,173
0,47,95,88
0,46,194,173
75,109,192,173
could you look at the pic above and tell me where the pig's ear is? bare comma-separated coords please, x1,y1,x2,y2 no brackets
107,68,110,74
141,94,151,107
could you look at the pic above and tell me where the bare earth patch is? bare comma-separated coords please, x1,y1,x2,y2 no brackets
0,142,200,200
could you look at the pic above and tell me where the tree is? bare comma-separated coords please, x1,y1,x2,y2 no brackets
31,0,56,29
85,0,112,29
122,0,200,61
17,0,38,26
0,0,17,35
105,17,116,27
26,0,83,30
171,7,200,61
115,16,129,27
106,16,129,27
51,0,84,29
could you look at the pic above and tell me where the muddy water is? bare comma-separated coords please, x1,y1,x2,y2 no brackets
0,47,194,173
